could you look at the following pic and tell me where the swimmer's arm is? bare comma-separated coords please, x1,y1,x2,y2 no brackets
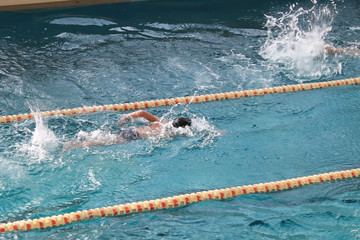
63,139,110,151
325,45,360,55
119,110,160,125
325,45,345,54
218,130,228,135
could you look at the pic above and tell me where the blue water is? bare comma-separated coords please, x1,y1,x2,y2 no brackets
0,0,359,239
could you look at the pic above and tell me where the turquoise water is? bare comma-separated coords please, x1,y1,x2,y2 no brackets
0,0,359,239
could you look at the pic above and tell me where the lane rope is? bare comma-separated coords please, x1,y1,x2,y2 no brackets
0,168,359,233
1,77,359,124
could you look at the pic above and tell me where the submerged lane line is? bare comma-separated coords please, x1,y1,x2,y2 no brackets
0,77,359,124
0,168,359,233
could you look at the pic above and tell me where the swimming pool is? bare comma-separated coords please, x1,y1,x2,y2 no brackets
0,0,359,238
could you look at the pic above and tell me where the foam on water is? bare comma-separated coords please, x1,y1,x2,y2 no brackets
72,129,119,147
217,50,275,88
259,2,341,81
110,26,139,32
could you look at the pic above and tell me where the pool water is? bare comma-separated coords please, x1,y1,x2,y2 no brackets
0,0,359,239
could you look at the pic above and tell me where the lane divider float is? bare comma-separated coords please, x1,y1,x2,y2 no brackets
0,168,359,233
0,77,359,124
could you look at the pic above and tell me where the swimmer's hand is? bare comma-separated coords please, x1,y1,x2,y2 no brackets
118,114,131,126
117,119,126,126
325,45,345,54
218,130,228,135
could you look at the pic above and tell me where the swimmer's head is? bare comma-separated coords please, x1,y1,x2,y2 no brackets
172,117,191,128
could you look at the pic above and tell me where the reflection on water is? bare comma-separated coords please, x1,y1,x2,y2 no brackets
50,17,117,26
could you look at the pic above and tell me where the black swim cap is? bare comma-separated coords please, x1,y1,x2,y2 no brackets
172,117,191,128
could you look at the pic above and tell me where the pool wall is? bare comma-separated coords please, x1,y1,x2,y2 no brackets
0,0,140,11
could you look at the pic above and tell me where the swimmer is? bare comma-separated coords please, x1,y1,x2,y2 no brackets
63,110,191,150
117,110,191,140
324,44,360,55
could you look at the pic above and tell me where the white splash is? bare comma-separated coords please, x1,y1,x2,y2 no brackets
259,3,341,80
192,116,222,148
18,111,58,162
150,108,222,149
86,168,102,190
